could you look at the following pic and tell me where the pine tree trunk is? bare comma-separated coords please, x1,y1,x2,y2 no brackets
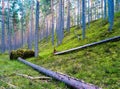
82,0,86,39
77,0,80,27
51,0,54,46
29,1,33,49
1,0,5,53
88,0,90,27
35,1,40,57
101,0,104,18
108,0,114,31
7,0,12,55
62,0,64,30
104,0,107,19
90,0,93,21
67,0,70,32
21,0,24,48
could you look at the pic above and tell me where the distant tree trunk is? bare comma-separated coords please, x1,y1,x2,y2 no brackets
21,16,24,47
46,19,48,41
67,0,70,32
1,0,5,53
115,0,120,12
96,1,99,19
118,0,120,11
13,25,17,50
21,0,24,48
35,1,40,57
62,0,64,30
51,0,54,46
27,25,30,49
80,0,82,25
88,0,90,27
74,7,77,26
57,0,63,44
95,3,97,20
12,9,17,49
82,0,86,39
101,0,104,18
7,0,11,55
104,0,107,19
28,1,33,49
77,0,80,27
108,0,114,31
61,0,64,41
56,5,59,46
31,0,35,42
90,0,93,21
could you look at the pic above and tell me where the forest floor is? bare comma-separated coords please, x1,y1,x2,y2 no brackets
0,12,120,89
0,54,67,89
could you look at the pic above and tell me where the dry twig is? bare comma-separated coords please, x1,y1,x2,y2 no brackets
0,79,18,89
16,73,51,80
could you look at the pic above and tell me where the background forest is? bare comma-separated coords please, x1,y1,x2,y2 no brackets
0,0,120,89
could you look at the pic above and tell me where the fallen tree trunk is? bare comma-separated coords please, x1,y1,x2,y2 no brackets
18,57,101,89
54,36,120,55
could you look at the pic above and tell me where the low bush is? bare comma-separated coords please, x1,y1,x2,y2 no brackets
10,49,34,60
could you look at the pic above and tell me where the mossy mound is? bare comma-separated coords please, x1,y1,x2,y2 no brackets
10,49,34,60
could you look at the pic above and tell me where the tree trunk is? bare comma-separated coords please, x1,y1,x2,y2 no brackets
82,0,86,39
29,1,33,49
67,0,70,32
104,0,107,19
77,0,80,27
35,1,40,57
51,0,54,46
7,0,12,55
101,0,104,18
90,0,93,21
108,0,114,31
62,0,64,31
21,0,24,48
88,0,90,27
1,0,5,53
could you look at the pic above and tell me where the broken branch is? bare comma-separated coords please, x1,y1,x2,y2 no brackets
16,73,51,80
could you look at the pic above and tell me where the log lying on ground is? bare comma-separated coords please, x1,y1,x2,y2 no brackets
54,36,120,55
10,49,34,60
18,57,101,89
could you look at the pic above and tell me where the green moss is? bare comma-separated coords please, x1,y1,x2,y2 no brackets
10,49,34,60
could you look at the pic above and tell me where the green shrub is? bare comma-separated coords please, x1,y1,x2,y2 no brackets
10,49,34,60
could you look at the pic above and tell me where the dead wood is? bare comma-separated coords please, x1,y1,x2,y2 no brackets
16,73,52,80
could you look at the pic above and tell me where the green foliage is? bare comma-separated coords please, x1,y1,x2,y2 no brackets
10,0,20,24
40,0,51,15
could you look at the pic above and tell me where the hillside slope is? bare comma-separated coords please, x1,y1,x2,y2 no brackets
28,12,120,89
0,12,120,89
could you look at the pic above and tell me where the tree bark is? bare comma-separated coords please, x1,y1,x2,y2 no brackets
35,1,40,57
82,0,86,39
1,0,5,53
